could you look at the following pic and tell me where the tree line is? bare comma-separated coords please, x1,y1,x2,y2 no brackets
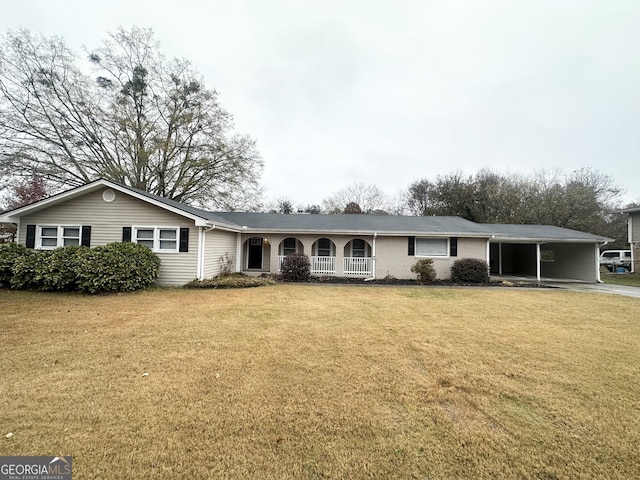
268,170,633,248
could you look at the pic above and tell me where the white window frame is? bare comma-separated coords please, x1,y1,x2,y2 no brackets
133,226,179,253
37,225,81,249
415,237,449,257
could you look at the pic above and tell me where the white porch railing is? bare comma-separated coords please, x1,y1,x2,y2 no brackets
278,255,337,275
279,255,371,276
344,257,373,276
311,256,336,275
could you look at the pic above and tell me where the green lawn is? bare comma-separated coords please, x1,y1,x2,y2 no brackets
1,285,639,479
601,271,640,287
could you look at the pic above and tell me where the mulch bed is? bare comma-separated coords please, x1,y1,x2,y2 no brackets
273,275,551,288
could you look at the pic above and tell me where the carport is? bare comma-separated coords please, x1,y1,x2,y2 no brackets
484,224,612,283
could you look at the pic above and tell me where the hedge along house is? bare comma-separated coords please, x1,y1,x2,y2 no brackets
0,179,612,285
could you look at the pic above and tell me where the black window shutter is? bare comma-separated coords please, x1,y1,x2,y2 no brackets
122,227,132,242
81,226,92,247
450,237,458,257
26,224,36,249
408,236,415,256
179,228,189,252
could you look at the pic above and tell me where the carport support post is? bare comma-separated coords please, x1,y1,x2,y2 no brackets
536,242,541,285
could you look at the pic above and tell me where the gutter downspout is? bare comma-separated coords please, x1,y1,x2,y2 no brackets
596,241,608,283
629,215,634,273
536,242,541,285
197,225,216,281
365,232,378,281
487,236,494,277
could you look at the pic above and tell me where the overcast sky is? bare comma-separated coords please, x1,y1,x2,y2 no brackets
2,0,639,207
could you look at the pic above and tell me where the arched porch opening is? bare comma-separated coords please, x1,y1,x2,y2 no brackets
343,238,373,276
277,237,304,271
243,236,271,271
311,238,336,274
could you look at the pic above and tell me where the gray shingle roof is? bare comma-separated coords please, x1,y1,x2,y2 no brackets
482,224,612,242
214,212,495,236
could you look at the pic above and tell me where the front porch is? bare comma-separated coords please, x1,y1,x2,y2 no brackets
277,255,373,276
242,234,376,277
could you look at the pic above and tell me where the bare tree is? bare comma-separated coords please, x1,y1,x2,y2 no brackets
1,176,51,241
266,197,294,214
322,183,388,214
0,28,262,209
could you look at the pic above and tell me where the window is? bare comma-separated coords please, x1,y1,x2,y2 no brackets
283,237,297,255
38,225,81,249
316,238,332,257
415,238,448,257
352,239,366,257
133,227,179,252
541,250,555,262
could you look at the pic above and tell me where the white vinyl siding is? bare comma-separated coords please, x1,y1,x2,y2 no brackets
19,188,198,285
630,212,640,243
202,229,238,278
415,238,448,257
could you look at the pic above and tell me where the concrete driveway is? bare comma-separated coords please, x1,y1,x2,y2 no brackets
493,275,640,298
546,282,640,299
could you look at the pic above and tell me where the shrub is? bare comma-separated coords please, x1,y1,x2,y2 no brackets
410,258,437,283
0,243,29,287
75,242,161,294
281,253,311,282
10,249,49,290
184,273,275,289
451,258,489,283
39,246,90,291
219,252,234,274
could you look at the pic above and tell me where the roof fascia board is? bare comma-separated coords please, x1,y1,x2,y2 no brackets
238,228,493,237
490,237,611,243
0,181,108,222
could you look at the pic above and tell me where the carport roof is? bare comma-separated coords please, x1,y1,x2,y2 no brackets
483,224,613,243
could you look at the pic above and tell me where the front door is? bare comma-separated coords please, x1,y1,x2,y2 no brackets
248,237,263,269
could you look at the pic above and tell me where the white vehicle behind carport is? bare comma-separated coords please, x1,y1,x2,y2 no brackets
600,250,632,272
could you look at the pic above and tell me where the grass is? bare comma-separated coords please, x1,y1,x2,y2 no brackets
601,271,640,287
1,285,639,479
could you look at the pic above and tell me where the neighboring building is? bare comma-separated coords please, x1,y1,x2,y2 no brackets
0,179,612,285
621,206,640,273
